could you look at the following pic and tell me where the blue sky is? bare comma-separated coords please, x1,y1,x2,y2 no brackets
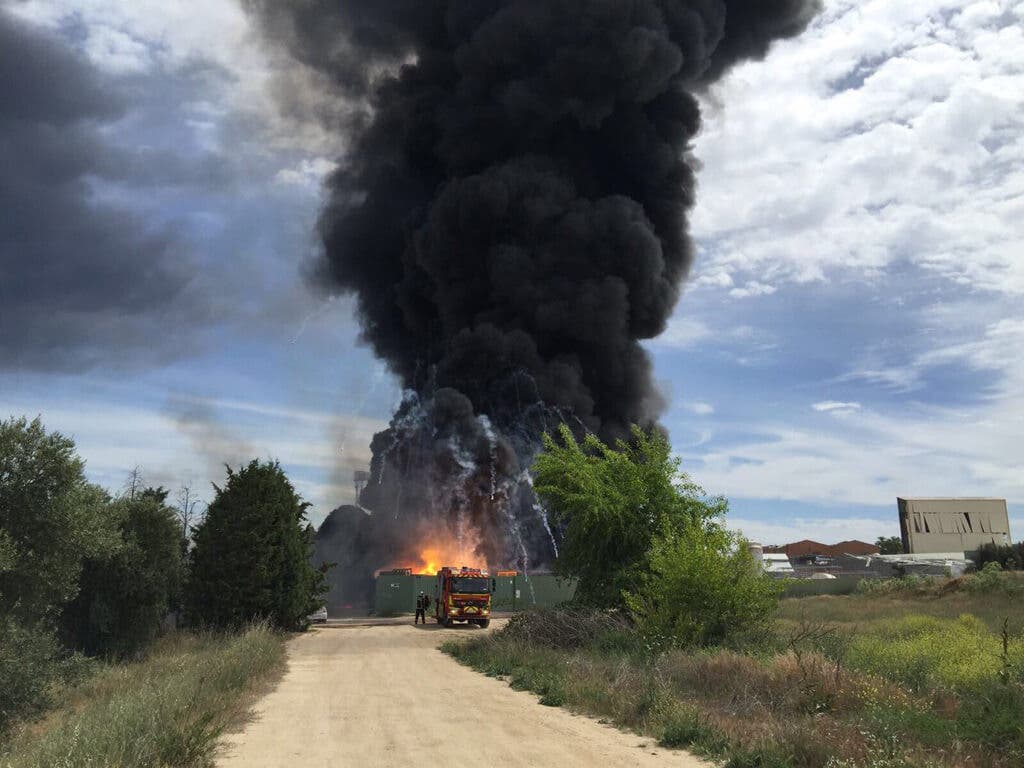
2,0,1021,544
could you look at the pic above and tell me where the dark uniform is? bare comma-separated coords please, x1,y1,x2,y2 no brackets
414,592,429,624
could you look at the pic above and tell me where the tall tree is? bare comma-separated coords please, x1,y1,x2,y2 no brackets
60,487,184,657
0,416,118,731
0,416,117,624
185,460,327,630
533,424,726,607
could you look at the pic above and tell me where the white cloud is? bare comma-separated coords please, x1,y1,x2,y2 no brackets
685,402,716,416
1,390,387,525
729,281,777,299
812,401,862,413
275,157,337,187
691,0,1024,297
690,320,1024,511
650,317,712,349
728,516,896,547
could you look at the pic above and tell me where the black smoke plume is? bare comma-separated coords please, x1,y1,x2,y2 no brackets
249,0,819,601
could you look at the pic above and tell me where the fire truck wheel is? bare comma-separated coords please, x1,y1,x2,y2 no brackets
477,619,490,629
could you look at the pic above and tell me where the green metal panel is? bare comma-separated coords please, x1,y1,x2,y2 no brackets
374,573,415,615
491,575,517,611
373,571,578,614
781,576,862,598
516,574,577,608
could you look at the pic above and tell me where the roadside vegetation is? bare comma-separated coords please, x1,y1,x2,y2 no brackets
444,425,1024,768
1,624,285,768
1,416,327,761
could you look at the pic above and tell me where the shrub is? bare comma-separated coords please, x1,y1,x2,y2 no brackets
660,706,730,754
845,614,1024,692
625,523,782,647
498,606,630,650
976,542,1024,571
0,619,61,734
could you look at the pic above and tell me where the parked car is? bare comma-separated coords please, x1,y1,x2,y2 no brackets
308,606,328,624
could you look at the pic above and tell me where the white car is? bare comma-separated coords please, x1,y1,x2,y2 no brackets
308,606,328,624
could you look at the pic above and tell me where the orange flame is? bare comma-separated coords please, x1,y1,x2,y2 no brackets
384,530,484,576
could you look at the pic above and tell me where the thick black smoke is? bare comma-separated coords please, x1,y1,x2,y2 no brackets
250,0,819,597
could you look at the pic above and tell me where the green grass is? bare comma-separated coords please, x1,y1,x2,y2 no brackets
444,581,1024,768
777,571,1024,634
0,624,287,768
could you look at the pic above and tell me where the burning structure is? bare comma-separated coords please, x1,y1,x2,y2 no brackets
252,0,821,606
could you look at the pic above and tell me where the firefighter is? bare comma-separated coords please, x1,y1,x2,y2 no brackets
414,591,428,625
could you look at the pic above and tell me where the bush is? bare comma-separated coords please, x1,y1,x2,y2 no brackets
61,488,184,658
844,614,1024,692
499,606,630,650
625,523,782,647
186,460,327,630
976,542,1024,571
0,619,61,734
659,706,730,754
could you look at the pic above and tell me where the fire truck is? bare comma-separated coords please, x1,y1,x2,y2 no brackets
434,566,492,628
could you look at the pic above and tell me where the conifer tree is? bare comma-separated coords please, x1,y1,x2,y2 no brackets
186,460,326,629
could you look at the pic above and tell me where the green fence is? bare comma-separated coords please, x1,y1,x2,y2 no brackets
780,576,863,598
374,572,577,615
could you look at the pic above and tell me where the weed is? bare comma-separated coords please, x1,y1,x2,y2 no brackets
659,707,729,755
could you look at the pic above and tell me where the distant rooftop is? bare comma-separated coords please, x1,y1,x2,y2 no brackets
897,497,1006,501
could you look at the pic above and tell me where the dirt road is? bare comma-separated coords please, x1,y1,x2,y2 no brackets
217,622,708,767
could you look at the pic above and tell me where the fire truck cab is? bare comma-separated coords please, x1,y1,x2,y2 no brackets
434,566,492,628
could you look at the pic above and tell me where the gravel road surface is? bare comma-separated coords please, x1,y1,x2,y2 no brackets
216,622,708,767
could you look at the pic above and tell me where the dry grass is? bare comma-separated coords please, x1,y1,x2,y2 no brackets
0,624,287,768
445,589,1024,768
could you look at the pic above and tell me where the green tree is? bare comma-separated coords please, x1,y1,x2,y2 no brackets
533,424,727,608
0,417,119,732
875,535,903,555
185,460,327,630
0,417,118,624
60,487,184,657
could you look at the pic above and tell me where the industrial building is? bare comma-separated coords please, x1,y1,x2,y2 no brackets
898,497,1012,555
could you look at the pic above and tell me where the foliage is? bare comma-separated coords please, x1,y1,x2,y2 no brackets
186,460,327,630
499,606,631,650
874,536,903,555
0,618,61,735
448,580,1024,767
844,613,1024,693
60,488,184,658
624,520,781,647
0,624,285,768
0,417,119,625
533,423,727,608
975,542,1024,571
855,576,939,596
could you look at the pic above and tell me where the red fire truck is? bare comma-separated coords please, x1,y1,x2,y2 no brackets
434,566,492,628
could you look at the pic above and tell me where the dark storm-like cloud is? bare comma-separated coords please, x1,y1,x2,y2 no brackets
0,10,212,371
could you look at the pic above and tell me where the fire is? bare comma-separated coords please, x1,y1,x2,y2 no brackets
384,531,484,576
